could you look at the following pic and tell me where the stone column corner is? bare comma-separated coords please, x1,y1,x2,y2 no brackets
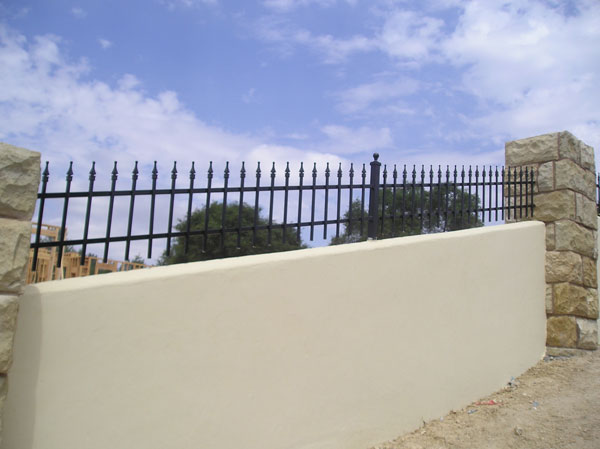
506,131,598,351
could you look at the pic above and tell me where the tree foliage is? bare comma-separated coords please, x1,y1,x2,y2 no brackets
159,201,305,265
331,186,483,245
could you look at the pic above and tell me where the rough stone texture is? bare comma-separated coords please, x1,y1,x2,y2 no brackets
575,193,598,229
580,142,595,170
533,191,576,222
0,219,32,294
545,223,555,250
554,159,592,195
545,251,582,284
547,315,577,348
0,143,41,221
537,161,554,192
554,220,596,259
0,296,18,373
545,284,553,314
506,132,559,165
553,282,598,319
582,256,597,288
576,318,598,350
558,131,581,164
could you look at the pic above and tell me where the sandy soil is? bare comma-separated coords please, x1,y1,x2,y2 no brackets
368,350,600,449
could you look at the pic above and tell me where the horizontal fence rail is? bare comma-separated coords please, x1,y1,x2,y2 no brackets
30,154,535,272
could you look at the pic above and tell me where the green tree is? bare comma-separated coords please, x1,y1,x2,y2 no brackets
159,201,305,264
130,254,146,265
331,186,483,245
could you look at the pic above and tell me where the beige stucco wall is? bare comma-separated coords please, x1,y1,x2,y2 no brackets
4,221,546,449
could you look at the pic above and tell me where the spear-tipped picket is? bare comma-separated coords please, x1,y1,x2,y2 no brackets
81,162,97,264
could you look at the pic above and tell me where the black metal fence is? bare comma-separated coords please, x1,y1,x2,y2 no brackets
30,153,535,271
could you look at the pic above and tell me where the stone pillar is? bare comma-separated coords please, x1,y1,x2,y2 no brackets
0,143,40,439
506,131,598,351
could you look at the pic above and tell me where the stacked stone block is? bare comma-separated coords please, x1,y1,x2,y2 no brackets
506,131,598,350
0,143,40,439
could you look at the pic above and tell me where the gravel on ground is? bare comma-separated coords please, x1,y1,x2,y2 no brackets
368,350,600,449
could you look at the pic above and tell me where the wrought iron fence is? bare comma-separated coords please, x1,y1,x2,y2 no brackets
597,174,600,214
30,153,535,271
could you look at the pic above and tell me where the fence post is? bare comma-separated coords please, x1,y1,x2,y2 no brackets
368,153,381,240
506,131,598,353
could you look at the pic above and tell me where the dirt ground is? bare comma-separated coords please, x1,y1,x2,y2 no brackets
368,350,600,449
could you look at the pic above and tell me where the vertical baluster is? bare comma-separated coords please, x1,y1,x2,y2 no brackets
597,174,600,214
481,166,486,225
283,162,290,243
474,166,479,224
32,162,50,273
419,165,425,231
57,162,74,269
428,165,434,231
148,161,158,258
323,163,330,239
203,162,213,252
166,162,178,257
381,164,387,234
81,162,96,265
268,162,276,246
524,167,529,217
391,165,398,235
530,167,535,217
335,163,342,238
488,166,493,222
185,162,195,254
460,165,465,227
297,163,304,242
518,166,523,218
505,167,510,221
360,164,366,237
453,166,458,228
410,165,416,231
348,163,354,236
444,166,450,231
252,162,260,247
237,163,245,249
401,165,407,233
310,163,317,241
466,165,472,226
103,162,118,263
495,166,500,221
437,165,442,230
125,162,139,261
221,162,230,249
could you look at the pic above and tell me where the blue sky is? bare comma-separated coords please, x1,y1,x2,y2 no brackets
1,0,599,257
2,0,599,174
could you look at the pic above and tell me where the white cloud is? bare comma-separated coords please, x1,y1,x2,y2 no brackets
335,78,420,114
0,25,255,175
0,24,365,184
70,7,86,18
255,16,375,63
320,125,393,154
259,0,599,151
376,10,444,61
440,0,600,149
160,0,218,9
262,0,355,12
98,38,112,49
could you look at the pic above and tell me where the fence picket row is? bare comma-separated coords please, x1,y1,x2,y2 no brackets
30,154,536,272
